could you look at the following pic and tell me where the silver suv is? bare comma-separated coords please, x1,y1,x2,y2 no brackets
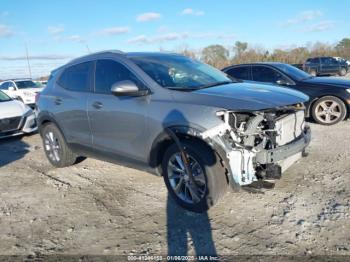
37,51,311,212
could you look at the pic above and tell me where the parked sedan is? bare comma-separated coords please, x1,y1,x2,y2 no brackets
0,91,37,138
223,63,350,125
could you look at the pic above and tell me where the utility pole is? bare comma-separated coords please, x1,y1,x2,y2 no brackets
25,43,32,79
86,44,91,54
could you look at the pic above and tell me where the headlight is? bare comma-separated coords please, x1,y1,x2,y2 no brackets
346,89,350,94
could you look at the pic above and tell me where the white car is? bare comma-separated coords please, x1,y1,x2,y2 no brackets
0,91,37,138
0,79,43,108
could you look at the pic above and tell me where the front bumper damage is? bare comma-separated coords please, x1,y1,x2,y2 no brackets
201,108,311,186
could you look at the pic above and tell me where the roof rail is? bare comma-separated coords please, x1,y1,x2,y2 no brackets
68,50,124,64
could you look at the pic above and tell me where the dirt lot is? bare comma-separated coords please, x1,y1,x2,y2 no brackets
1,78,350,259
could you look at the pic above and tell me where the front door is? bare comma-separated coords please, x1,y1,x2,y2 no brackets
88,59,149,162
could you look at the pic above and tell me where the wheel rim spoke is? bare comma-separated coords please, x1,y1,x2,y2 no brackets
167,152,206,204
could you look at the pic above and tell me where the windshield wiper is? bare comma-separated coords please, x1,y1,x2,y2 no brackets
198,81,234,89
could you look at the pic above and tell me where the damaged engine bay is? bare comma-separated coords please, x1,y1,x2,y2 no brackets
202,104,311,186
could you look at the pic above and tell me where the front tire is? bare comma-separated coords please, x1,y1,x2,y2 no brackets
41,123,77,167
309,69,317,77
311,96,347,125
162,140,228,213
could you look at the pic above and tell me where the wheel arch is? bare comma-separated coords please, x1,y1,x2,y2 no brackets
148,125,233,187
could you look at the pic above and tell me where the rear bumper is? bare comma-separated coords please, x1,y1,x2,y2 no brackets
255,126,311,165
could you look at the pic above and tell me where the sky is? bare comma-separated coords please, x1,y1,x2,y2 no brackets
0,0,349,79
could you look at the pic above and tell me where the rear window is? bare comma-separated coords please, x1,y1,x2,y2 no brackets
15,80,38,89
58,61,93,92
225,66,251,80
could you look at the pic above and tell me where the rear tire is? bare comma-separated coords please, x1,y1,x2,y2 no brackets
162,140,228,213
41,123,77,167
339,67,347,76
311,96,347,125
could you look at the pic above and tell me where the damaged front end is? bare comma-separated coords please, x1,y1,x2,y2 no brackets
201,104,311,186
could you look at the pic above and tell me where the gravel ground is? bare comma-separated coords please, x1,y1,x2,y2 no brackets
0,77,350,259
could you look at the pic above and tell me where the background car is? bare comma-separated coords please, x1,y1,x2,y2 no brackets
222,62,350,125
0,90,37,138
303,56,348,76
0,79,44,108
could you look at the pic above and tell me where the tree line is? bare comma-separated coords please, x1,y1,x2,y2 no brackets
178,38,350,69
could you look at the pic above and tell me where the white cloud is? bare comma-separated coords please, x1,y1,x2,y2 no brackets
127,35,149,44
48,25,64,35
305,20,336,32
283,10,323,26
0,54,71,61
127,31,235,45
0,24,14,37
136,12,161,22
181,8,205,16
98,26,130,36
66,35,84,43
127,32,189,44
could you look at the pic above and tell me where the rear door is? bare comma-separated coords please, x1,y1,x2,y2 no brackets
225,66,252,81
320,57,339,74
88,59,149,162
251,65,290,85
53,61,94,146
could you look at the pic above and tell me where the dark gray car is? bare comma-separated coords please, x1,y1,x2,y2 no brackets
37,51,311,212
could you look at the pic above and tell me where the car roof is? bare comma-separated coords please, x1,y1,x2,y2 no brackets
0,78,32,82
223,62,285,70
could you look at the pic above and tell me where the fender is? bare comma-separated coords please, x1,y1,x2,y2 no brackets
148,125,240,189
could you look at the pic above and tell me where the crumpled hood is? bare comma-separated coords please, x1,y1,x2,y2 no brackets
303,77,350,88
174,82,309,111
0,100,29,118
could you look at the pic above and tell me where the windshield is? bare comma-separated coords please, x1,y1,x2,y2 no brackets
0,91,11,102
274,64,312,81
15,80,38,89
130,55,234,90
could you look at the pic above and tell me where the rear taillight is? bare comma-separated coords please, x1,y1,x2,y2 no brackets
35,92,40,104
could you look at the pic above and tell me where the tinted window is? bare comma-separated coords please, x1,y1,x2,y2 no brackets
95,59,143,94
15,80,38,89
0,82,9,90
252,66,286,83
0,91,11,101
273,63,311,81
306,58,319,63
226,66,251,80
58,61,93,92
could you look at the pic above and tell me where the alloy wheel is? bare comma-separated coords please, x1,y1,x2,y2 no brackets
167,152,206,204
315,100,342,124
44,131,61,162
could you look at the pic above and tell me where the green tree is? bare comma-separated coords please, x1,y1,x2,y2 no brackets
233,41,248,57
201,45,229,68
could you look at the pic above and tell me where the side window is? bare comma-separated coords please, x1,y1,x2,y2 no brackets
0,82,9,90
226,66,251,80
320,57,331,64
58,61,93,92
252,66,286,83
95,59,143,94
8,82,15,89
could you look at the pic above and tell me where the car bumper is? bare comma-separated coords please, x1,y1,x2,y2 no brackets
255,126,311,165
0,113,37,139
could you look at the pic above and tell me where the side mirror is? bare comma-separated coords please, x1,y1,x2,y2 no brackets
276,79,293,86
111,80,149,96
8,86,15,91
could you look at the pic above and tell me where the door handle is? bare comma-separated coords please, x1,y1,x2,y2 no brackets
54,97,62,105
92,101,103,109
